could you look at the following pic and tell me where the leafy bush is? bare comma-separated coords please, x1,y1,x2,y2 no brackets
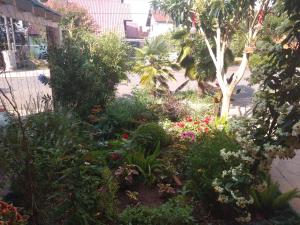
126,144,162,184
131,123,169,155
230,31,246,57
49,32,132,119
119,198,196,225
185,130,240,202
161,143,189,175
2,111,118,224
249,207,300,225
251,177,300,216
98,97,157,136
153,95,190,121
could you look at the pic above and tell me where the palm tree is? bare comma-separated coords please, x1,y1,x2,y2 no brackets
134,36,180,96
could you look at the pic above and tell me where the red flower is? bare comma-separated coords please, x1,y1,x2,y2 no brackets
194,121,200,125
205,127,209,133
122,133,129,139
177,122,185,128
186,116,193,122
202,117,211,125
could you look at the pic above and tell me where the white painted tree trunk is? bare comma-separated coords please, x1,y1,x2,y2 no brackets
197,1,268,118
221,93,231,118
220,52,249,117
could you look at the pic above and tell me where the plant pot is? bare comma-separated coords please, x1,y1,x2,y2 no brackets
2,50,17,71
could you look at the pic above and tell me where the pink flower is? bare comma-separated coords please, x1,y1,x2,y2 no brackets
180,131,196,142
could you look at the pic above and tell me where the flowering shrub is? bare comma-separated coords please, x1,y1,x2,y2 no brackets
212,117,298,223
0,201,27,224
161,116,212,142
185,130,240,202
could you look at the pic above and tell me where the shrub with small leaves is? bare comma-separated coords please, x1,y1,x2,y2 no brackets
131,123,169,155
119,198,196,225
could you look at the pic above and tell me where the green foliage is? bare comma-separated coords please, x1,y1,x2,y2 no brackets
119,198,197,225
230,31,246,57
151,0,194,28
173,29,215,83
126,144,162,184
98,167,120,220
172,29,233,92
249,207,300,225
134,36,179,94
249,0,300,154
49,32,132,119
152,95,190,121
251,177,300,216
2,111,118,224
132,123,169,155
185,130,240,201
248,52,270,71
99,97,157,135
48,0,96,33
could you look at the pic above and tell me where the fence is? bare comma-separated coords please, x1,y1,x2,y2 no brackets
0,0,61,116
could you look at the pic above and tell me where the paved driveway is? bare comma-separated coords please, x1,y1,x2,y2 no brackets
0,69,51,115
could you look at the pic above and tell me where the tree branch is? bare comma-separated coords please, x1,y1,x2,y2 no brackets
199,26,218,67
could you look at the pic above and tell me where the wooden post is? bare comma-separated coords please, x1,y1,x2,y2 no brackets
3,16,12,50
10,17,16,50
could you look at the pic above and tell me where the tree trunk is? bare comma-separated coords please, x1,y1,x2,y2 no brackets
197,81,206,96
220,93,231,118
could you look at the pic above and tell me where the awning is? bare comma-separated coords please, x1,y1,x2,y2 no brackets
0,0,61,28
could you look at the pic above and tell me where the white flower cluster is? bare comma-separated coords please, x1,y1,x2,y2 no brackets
264,143,295,159
159,119,173,132
220,149,255,164
292,120,300,137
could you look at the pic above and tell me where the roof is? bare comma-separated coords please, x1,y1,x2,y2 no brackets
0,0,61,27
152,11,172,23
125,21,148,39
68,0,132,37
30,0,61,16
